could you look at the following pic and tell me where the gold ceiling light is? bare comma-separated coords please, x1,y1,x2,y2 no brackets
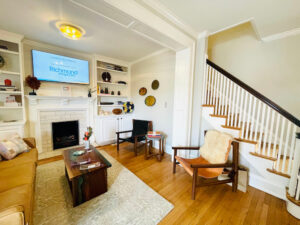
56,21,85,40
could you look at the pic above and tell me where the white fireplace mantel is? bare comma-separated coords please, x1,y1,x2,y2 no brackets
25,95,97,154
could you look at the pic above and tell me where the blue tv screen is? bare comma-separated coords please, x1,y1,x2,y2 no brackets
32,50,89,84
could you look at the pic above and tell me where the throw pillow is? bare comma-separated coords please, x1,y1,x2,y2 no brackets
9,134,30,154
0,141,18,160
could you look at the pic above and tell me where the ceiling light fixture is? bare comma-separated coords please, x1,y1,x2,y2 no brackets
56,21,85,40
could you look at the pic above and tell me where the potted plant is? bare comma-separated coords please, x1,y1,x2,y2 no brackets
83,126,93,150
25,75,41,95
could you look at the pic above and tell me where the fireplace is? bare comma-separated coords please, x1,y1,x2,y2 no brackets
52,120,79,150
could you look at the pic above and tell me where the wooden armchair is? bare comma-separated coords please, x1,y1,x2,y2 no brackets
173,130,239,200
116,119,153,156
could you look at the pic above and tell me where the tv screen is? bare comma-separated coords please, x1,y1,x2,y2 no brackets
32,50,89,84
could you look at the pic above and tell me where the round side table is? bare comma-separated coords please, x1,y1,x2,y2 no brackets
144,135,165,161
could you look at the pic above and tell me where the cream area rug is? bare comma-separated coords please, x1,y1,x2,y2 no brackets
34,150,173,225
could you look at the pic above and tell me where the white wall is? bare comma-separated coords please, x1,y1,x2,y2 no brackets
131,50,175,153
22,39,93,97
208,22,300,118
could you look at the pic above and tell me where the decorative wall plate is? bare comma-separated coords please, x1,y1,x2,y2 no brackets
139,87,147,96
101,72,111,82
151,80,159,90
123,101,134,113
145,96,156,106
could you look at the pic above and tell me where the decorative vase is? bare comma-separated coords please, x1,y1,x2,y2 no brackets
84,140,90,150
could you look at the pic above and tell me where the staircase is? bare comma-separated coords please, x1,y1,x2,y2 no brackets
200,59,300,203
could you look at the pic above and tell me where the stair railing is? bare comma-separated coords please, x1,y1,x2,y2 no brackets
203,59,300,178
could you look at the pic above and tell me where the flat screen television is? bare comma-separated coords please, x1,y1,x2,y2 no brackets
32,50,89,84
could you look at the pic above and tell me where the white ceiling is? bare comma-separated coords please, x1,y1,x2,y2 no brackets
0,0,163,62
157,0,300,37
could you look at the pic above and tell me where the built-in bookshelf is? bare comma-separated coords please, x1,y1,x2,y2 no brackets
95,57,130,115
0,30,25,126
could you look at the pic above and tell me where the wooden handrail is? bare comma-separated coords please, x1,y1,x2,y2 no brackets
207,59,300,127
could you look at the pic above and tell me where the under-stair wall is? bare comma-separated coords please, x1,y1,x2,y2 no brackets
200,59,300,200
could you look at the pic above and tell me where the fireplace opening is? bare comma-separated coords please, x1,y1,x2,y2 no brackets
52,120,79,150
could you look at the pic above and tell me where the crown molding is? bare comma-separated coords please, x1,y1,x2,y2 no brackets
261,28,300,42
130,48,170,65
139,0,198,39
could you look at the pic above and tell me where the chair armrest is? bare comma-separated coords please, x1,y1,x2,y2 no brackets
116,130,133,134
190,163,232,168
172,146,200,151
23,137,36,148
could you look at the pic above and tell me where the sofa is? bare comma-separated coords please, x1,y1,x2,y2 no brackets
0,138,38,225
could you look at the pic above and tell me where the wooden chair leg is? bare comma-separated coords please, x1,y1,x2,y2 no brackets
173,149,177,173
117,134,120,152
144,138,148,160
192,168,198,200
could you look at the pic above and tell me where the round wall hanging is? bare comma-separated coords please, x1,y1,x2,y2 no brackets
102,72,111,82
151,80,159,90
145,96,156,106
0,55,5,68
139,87,147,96
123,101,134,113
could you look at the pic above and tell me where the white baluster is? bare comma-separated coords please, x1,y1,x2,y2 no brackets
227,81,233,126
257,104,266,148
262,107,271,155
272,114,281,158
253,101,262,144
220,75,225,115
281,121,291,173
276,118,286,171
267,110,275,156
230,83,236,127
241,92,249,139
249,98,257,140
208,66,212,105
202,64,208,104
288,124,297,174
245,95,253,140
224,78,229,116
238,89,245,128
216,72,221,114
234,86,241,127
212,69,217,107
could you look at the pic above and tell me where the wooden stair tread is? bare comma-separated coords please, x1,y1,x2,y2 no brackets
266,168,290,178
249,152,277,161
221,125,241,130
210,114,227,118
286,189,300,206
234,138,257,144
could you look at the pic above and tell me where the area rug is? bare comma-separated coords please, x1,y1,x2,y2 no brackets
33,150,173,225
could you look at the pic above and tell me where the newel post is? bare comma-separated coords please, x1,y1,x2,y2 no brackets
286,132,300,219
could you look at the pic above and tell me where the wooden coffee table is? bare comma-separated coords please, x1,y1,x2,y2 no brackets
63,145,111,207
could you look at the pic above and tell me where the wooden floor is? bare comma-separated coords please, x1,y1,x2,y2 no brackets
39,143,300,225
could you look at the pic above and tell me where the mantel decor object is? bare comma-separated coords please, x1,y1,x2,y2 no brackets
25,75,41,95
102,72,111,82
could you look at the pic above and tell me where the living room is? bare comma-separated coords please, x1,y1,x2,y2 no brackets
0,0,300,225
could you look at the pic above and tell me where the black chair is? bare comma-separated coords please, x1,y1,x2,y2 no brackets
116,119,153,156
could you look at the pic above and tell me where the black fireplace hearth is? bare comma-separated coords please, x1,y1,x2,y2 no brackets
52,120,79,150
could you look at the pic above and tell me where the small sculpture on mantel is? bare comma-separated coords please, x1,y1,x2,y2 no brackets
25,75,41,95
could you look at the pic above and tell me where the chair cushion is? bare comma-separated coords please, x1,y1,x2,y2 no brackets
200,130,233,164
175,156,224,178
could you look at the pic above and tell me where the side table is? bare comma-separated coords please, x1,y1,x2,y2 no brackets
145,135,164,161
